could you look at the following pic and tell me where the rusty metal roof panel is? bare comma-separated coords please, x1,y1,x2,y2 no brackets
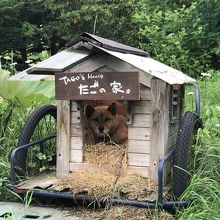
26,47,91,74
92,44,196,85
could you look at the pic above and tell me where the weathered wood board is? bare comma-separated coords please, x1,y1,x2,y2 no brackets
70,149,83,163
128,140,150,154
56,100,70,177
149,79,170,181
128,153,150,167
128,127,151,141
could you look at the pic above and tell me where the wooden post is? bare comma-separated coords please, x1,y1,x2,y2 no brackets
56,100,70,177
150,79,170,181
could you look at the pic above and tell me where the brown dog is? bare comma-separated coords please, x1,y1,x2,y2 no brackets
85,103,128,145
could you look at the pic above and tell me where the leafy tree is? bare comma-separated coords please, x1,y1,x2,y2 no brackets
0,0,220,76
0,0,63,70
131,0,220,76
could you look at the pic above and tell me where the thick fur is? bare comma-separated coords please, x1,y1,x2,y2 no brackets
85,103,128,145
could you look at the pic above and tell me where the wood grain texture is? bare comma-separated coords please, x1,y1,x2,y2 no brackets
56,100,70,177
71,115,81,124
132,101,151,114
70,124,83,136
128,140,150,154
140,86,152,100
71,101,81,112
128,127,150,141
132,113,151,127
70,149,83,163
71,136,83,150
168,132,177,149
149,79,170,181
169,122,179,136
128,153,150,167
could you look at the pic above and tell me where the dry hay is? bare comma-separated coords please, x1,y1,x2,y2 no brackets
84,142,127,176
55,170,116,198
56,142,158,203
114,173,157,201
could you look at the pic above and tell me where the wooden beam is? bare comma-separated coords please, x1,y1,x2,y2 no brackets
56,100,70,177
149,79,170,181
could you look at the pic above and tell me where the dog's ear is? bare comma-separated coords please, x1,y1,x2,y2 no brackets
85,105,95,118
108,102,117,116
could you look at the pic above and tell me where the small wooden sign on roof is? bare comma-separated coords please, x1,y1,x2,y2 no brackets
55,72,139,100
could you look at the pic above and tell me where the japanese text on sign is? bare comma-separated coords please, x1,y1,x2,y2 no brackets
55,72,139,100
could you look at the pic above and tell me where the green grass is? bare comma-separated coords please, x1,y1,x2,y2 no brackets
176,71,220,220
0,102,31,200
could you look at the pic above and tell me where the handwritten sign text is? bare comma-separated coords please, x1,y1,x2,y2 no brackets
55,72,139,100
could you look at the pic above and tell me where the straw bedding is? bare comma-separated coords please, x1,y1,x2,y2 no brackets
53,142,168,219
55,142,157,201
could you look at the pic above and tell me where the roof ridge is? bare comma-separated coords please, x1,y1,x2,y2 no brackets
66,32,149,57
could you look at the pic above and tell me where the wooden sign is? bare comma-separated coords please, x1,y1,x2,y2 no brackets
55,72,139,100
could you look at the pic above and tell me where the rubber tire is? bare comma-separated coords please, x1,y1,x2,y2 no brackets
13,105,57,181
173,111,200,198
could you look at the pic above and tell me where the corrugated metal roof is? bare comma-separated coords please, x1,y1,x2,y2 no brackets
26,47,91,74
91,43,196,85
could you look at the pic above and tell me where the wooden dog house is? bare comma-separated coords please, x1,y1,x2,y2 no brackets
14,33,196,182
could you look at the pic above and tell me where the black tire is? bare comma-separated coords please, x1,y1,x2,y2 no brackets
173,111,201,198
12,105,57,181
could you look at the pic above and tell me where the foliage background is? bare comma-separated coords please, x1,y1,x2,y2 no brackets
0,0,220,76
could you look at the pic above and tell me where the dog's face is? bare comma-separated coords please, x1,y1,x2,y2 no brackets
85,103,117,138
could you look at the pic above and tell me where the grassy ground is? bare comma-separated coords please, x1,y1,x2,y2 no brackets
0,71,220,219
176,72,220,219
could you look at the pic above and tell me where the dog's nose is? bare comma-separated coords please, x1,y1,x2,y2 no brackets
98,127,104,133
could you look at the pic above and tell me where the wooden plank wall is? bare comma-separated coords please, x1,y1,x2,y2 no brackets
127,85,152,177
70,101,83,165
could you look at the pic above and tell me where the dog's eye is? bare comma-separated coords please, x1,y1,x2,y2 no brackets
92,118,99,122
105,118,111,122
